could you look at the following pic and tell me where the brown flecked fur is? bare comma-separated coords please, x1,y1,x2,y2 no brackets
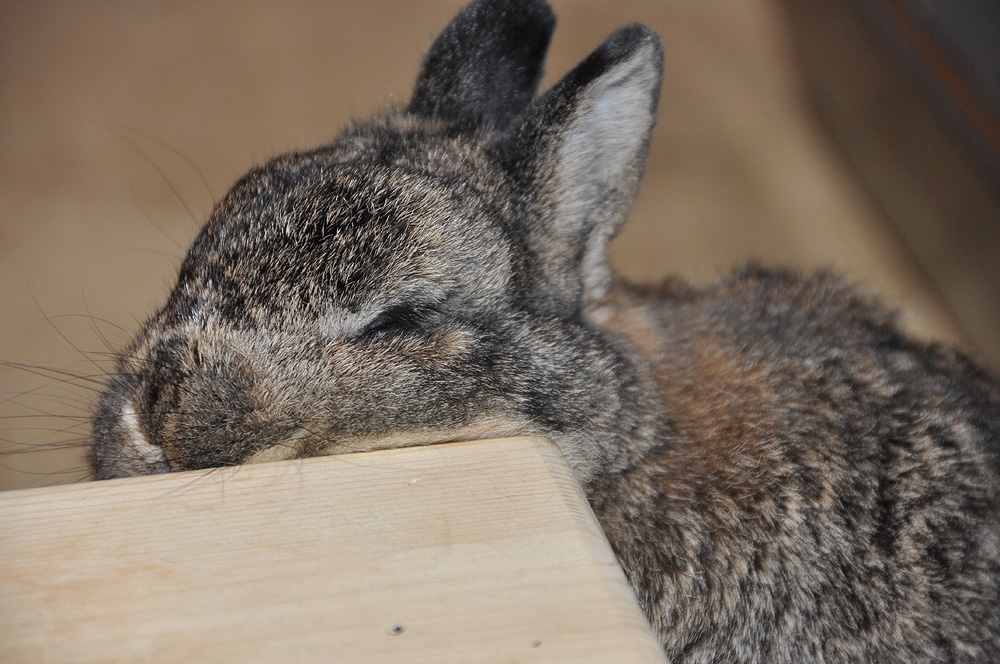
89,1,1000,661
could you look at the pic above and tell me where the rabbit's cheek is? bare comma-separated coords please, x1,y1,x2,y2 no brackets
430,326,477,357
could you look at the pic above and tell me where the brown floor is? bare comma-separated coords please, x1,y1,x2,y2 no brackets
0,0,972,490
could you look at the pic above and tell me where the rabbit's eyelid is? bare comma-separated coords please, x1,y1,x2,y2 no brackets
349,302,441,341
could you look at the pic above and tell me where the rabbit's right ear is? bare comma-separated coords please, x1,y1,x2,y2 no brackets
408,0,555,130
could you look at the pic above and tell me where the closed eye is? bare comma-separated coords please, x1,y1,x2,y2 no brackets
352,303,439,342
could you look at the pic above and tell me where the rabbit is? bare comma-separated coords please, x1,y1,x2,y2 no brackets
87,0,1000,661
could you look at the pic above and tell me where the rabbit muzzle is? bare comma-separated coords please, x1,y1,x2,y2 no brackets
89,319,540,478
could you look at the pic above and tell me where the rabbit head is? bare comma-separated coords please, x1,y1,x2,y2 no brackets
89,0,664,484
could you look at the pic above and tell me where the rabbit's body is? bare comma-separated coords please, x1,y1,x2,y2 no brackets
88,0,1000,660
597,271,1000,660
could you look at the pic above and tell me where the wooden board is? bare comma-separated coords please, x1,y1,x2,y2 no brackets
0,437,666,663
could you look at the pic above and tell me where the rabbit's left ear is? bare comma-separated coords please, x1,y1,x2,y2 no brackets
409,0,555,129
501,24,663,313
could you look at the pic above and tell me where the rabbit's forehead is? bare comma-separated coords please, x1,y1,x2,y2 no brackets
290,167,515,306
170,159,514,328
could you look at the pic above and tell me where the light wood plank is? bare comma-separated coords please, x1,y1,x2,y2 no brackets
0,437,665,663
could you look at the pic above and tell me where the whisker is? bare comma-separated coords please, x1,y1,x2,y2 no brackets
3,389,98,412
2,440,90,455
27,293,105,376
104,123,200,238
0,366,108,408
80,293,128,354
0,360,109,383
0,462,91,485
119,123,217,204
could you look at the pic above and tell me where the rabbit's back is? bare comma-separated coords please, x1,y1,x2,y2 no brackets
593,265,1000,662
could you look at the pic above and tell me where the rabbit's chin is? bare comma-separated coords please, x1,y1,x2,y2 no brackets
244,416,539,465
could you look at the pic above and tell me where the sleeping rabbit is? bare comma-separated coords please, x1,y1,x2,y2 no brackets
89,0,1000,660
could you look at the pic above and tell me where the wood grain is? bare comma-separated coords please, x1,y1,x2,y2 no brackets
0,436,666,663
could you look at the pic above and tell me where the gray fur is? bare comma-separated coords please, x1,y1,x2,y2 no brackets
89,1,1000,661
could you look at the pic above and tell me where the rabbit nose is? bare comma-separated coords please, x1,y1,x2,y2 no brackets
119,399,170,472
90,372,172,479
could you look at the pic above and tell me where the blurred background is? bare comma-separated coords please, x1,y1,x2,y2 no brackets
2,0,997,490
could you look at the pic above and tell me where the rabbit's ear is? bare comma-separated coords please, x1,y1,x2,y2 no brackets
408,0,555,129
506,24,663,313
